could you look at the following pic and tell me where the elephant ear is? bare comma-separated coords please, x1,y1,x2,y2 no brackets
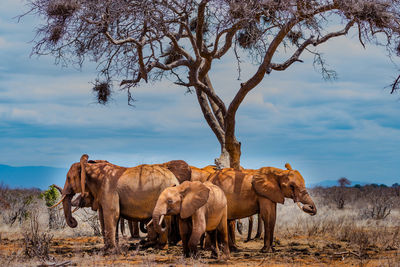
80,154,89,196
285,163,293,170
252,169,284,204
180,181,210,219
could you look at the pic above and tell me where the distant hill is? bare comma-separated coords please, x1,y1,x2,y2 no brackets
309,180,370,188
0,164,68,190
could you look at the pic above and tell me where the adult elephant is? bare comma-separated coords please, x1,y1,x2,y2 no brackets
52,154,188,250
207,163,317,252
190,165,217,182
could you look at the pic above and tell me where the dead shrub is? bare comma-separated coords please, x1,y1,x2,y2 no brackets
77,209,101,236
360,186,395,220
349,228,373,258
23,212,53,260
3,188,41,226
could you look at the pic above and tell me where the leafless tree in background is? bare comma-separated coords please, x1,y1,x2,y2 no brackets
338,177,351,187
24,0,400,168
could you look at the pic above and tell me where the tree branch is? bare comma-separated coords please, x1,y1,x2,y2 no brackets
313,20,355,46
104,31,141,46
390,74,400,94
196,0,209,54
203,74,225,129
270,19,355,72
165,32,194,62
195,88,225,146
225,3,340,139
213,20,245,59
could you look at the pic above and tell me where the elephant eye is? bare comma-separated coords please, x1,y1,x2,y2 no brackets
290,184,295,192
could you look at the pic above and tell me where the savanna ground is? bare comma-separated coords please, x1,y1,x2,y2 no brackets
0,184,399,266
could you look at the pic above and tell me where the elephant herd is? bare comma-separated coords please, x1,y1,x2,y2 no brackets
52,154,317,259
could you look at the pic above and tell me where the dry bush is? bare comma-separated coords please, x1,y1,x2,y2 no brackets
1,187,42,226
47,208,66,230
360,186,396,220
76,209,101,236
23,205,53,260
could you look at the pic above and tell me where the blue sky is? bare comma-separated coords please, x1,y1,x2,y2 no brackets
1,1,400,187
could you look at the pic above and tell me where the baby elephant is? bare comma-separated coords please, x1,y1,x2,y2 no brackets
152,181,230,259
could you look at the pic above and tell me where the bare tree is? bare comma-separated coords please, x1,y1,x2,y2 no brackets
338,177,351,187
23,0,400,169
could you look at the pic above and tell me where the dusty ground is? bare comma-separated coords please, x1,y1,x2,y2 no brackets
1,233,399,266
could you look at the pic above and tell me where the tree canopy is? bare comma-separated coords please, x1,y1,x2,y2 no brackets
25,0,400,168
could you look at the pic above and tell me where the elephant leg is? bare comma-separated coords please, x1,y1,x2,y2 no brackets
120,218,126,237
130,221,139,238
228,220,239,252
101,195,120,251
188,216,205,258
98,207,105,238
115,217,120,245
217,209,230,260
179,219,191,258
255,213,263,239
168,216,181,245
207,230,218,259
199,233,205,249
259,198,276,253
245,216,254,242
203,232,213,250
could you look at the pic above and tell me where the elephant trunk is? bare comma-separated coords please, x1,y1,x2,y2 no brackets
63,193,78,228
297,191,317,216
152,203,168,234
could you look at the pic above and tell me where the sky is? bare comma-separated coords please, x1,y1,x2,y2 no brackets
0,1,400,187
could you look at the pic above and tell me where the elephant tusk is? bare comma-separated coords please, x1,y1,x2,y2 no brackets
159,215,165,226
52,184,63,194
296,202,302,210
50,195,66,208
72,206,80,213
146,219,153,228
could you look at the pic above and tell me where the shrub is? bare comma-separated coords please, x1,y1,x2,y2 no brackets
41,185,65,230
77,209,101,236
360,186,395,220
23,209,53,260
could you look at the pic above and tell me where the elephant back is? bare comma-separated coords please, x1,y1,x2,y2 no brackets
122,164,179,189
162,160,192,184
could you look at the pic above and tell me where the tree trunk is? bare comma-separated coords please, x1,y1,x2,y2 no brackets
225,138,241,170
214,139,241,170
214,147,230,169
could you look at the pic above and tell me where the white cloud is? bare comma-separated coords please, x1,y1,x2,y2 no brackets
0,37,7,48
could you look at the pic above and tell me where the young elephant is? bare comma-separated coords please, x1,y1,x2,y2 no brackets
152,181,230,259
